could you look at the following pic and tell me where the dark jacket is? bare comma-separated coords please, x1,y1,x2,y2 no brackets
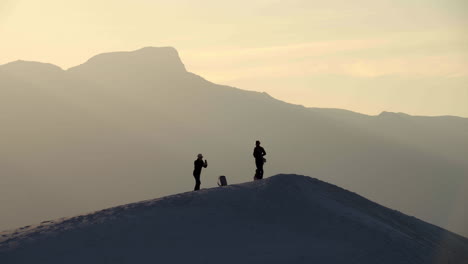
193,159,207,175
253,146,266,161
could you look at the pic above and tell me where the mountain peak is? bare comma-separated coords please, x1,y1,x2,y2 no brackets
135,46,179,54
0,60,64,80
378,111,410,118
67,46,186,80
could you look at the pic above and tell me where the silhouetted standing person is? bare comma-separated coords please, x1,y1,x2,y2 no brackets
193,154,208,191
253,140,266,180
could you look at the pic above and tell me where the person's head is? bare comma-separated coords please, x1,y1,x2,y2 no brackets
197,153,203,159
256,140,261,146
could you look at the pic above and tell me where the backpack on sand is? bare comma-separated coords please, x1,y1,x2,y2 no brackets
218,176,228,186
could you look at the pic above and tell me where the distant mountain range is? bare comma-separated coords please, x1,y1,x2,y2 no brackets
1,47,467,237
1,174,467,264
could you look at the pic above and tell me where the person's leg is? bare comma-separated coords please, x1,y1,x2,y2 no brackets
258,163,264,179
194,174,201,191
260,165,264,178
255,160,260,179
255,159,264,180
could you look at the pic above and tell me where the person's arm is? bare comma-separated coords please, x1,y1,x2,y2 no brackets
262,148,266,156
204,160,208,168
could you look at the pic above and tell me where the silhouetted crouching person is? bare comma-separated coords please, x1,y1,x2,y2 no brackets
193,154,208,191
253,140,266,180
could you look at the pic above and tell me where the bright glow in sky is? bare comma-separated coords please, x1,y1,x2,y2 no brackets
1,0,467,116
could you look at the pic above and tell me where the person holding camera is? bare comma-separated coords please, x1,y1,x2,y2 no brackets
193,153,208,191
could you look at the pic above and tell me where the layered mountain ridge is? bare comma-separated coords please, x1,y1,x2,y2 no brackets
0,47,467,237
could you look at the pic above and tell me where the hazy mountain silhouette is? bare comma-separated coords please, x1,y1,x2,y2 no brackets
1,47,467,237
0,60,64,76
68,47,186,82
1,175,467,264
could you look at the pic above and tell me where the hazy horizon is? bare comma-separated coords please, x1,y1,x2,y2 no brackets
1,0,467,117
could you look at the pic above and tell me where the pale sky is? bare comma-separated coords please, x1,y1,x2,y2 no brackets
1,0,467,116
